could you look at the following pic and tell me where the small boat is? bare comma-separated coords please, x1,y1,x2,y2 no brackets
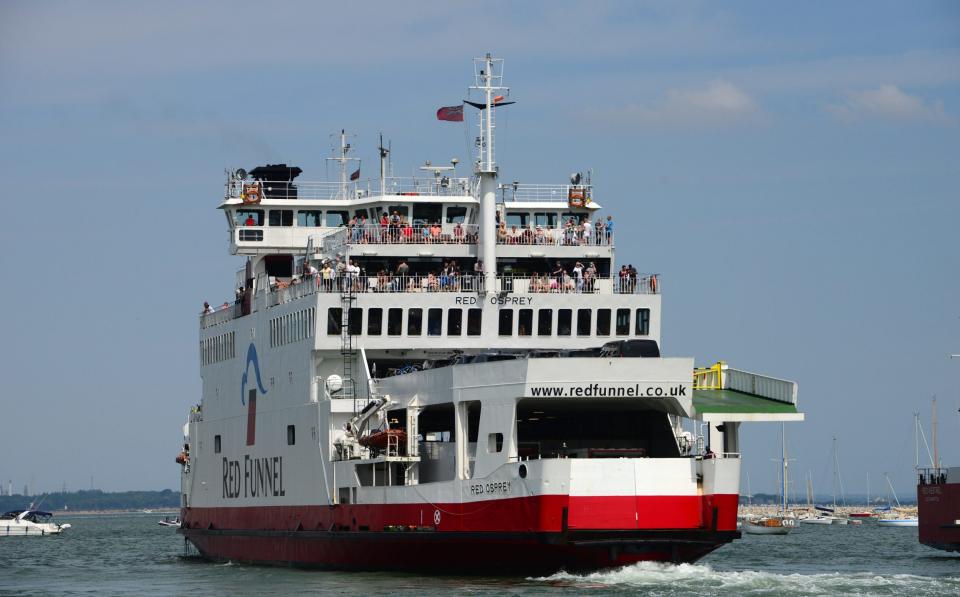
358,428,407,451
158,517,181,527
800,515,834,525
0,510,72,536
744,516,795,535
849,511,874,518
878,517,919,527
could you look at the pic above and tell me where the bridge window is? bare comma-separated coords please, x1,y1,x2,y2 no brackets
518,309,532,336
408,308,423,336
447,309,462,335
349,308,363,335
413,204,442,226
616,309,630,335
635,309,650,336
534,212,557,228
499,309,514,336
368,308,383,335
287,425,295,446
214,435,221,454
506,213,528,227
387,308,403,335
577,309,592,336
297,210,322,227
236,209,263,226
325,211,348,227
428,308,442,336
557,309,572,336
268,210,293,226
537,309,552,336
445,206,467,223
467,309,482,336
597,309,611,336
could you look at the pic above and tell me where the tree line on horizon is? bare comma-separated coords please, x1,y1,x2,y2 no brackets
0,489,179,511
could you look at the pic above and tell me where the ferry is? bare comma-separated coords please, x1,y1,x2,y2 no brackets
177,54,804,573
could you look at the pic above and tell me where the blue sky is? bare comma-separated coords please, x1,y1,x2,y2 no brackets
0,1,958,498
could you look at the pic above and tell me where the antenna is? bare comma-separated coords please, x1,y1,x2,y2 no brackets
326,129,360,200
378,133,390,197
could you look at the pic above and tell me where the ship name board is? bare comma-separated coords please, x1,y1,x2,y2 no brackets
222,455,286,499
455,296,534,306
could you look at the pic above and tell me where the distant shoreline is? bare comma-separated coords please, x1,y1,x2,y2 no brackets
55,509,180,517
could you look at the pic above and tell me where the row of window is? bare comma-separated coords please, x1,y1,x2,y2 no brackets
201,331,236,366
269,308,316,348
326,307,650,338
236,205,473,228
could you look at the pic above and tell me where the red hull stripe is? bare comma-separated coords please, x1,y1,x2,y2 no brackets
183,494,739,534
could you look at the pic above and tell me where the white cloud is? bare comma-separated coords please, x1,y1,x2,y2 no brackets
827,85,953,123
588,80,762,129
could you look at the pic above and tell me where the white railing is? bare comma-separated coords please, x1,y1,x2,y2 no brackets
504,183,593,204
725,369,798,405
227,177,474,201
345,224,479,245
200,303,241,329
497,228,613,246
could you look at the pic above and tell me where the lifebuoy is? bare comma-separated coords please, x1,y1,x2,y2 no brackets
242,183,261,204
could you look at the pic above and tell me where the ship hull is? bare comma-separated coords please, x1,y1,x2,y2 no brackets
181,527,738,573
918,480,960,553
179,493,739,573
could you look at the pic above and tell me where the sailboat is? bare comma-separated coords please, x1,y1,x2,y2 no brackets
877,473,918,527
849,472,876,518
744,424,797,535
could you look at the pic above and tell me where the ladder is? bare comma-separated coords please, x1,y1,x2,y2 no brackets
339,268,359,412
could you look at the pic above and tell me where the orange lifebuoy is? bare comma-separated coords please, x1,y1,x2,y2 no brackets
242,182,261,204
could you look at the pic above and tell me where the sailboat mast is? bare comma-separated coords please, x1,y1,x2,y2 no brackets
932,396,939,469
781,423,788,513
832,436,838,509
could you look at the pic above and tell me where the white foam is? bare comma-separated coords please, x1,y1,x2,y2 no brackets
532,561,960,595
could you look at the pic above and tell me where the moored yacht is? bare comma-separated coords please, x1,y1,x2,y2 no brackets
0,510,71,536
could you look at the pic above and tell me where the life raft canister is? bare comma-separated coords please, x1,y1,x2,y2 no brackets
242,182,261,204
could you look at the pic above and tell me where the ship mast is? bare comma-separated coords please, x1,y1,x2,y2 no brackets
326,129,360,200
470,53,507,292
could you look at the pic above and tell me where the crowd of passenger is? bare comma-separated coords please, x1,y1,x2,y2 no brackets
497,215,613,246
258,258,653,296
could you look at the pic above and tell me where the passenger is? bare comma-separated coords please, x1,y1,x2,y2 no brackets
390,211,402,242
220,302,229,310
497,221,508,244
402,221,413,243
552,261,564,290
572,261,584,293
379,212,389,242
244,214,256,226
453,222,464,243
202,302,214,315
605,215,614,244
582,218,592,244
321,262,333,291
303,262,318,278
595,217,605,244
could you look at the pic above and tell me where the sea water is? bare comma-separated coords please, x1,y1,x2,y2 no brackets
0,513,957,596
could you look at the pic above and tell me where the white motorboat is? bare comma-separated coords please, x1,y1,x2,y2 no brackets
878,517,919,527
800,515,834,525
158,516,181,527
0,510,72,536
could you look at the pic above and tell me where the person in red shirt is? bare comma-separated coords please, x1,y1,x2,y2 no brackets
244,214,256,226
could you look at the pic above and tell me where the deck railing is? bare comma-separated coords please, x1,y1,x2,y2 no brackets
228,176,475,201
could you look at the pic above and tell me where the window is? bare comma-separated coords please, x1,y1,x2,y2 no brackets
597,309,611,336
386,205,409,218
236,209,263,226
325,210,348,227
428,308,443,336
447,309,462,335
537,309,553,336
506,213,528,228
561,212,584,224
557,309,572,336
349,308,363,335
214,435,221,454
368,308,383,335
467,309,482,336
327,308,342,335
534,212,557,228
297,210,323,227
577,309,591,336
446,206,467,223
353,209,368,219
408,308,423,336
387,308,403,335
616,309,631,335
268,210,293,226
287,425,295,446
487,433,504,453
635,309,650,336
499,309,514,336
412,204,442,226
518,309,532,336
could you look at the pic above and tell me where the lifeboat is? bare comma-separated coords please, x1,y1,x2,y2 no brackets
359,429,407,450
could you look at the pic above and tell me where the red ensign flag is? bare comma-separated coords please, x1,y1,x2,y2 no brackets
436,105,464,122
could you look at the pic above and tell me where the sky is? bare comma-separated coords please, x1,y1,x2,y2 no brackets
0,1,958,499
